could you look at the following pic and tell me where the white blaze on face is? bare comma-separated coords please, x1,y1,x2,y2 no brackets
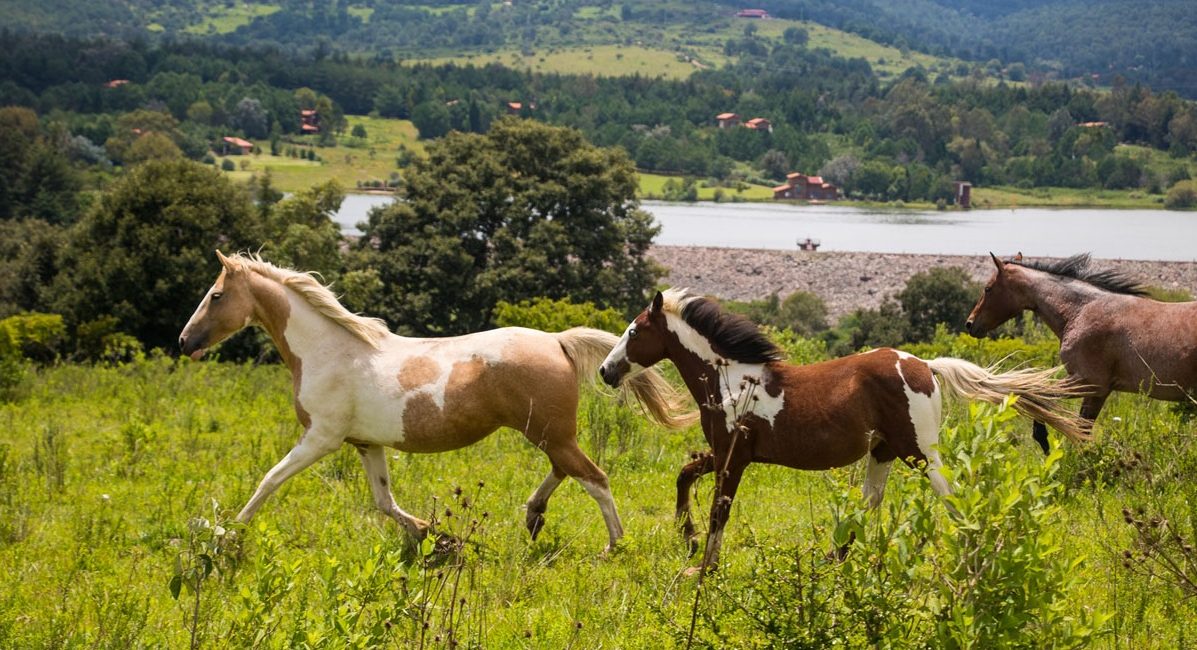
663,312,785,431
601,322,646,381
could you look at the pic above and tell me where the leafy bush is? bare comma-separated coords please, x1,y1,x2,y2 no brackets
726,291,829,337
692,401,1108,648
898,266,981,342
0,312,66,363
1165,180,1197,210
492,296,627,334
220,158,235,171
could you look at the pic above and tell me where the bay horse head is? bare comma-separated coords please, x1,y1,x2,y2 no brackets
965,252,1029,337
599,291,668,388
179,250,258,359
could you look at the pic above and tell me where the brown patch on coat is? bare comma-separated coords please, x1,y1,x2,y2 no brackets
398,356,441,391
398,347,580,454
899,356,935,397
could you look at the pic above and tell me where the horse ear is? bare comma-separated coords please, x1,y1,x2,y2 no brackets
990,252,1005,273
650,291,664,314
1014,251,1023,262
215,250,237,273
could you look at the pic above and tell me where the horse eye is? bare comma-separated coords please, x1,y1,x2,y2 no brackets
628,328,638,339
984,286,992,293
211,292,224,301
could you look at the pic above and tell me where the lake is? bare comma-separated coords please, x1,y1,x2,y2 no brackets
333,195,1197,262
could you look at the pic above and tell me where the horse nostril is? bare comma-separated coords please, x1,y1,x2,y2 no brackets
965,320,973,332
179,335,187,350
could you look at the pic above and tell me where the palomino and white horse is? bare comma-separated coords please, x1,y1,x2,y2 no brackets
598,288,1089,572
967,252,1197,453
178,251,694,552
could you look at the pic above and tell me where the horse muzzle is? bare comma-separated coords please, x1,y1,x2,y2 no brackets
178,331,208,360
599,361,626,388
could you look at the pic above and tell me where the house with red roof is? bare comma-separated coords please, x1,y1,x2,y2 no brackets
743,117,773,133
773,172,839,200
736,9,770,18
300,109,320,133
715,112,740,128
222,136,254,155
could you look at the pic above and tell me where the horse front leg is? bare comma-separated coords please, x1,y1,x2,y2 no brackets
685,453,749,577
236,432,341,523
355,444,429,540
675,451,714,556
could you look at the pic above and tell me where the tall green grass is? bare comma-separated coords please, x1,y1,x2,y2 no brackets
1,336,1195,647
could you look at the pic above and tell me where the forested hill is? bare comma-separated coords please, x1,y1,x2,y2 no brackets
739,0,1197,97
2,0,1195,98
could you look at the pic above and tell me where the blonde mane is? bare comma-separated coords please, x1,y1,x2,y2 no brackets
228,253,391,348
660,287,701,315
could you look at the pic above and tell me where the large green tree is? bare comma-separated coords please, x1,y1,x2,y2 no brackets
48,159,262,349
355,118,660,335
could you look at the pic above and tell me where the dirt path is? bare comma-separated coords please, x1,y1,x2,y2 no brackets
650,245,1197,320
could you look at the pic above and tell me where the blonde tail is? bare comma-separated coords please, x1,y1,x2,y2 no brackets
926,357,1092,443
555,327,698,429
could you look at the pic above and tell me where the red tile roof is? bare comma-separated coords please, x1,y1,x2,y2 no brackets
807,176,824,185
786,172,806,179
716,112,739,120
300,109,317,116
223,136,254,148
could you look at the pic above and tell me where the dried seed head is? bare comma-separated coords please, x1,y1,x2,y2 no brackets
453,486,464,497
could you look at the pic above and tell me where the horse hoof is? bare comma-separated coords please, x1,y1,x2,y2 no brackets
685,537,699,558
526,512,546,540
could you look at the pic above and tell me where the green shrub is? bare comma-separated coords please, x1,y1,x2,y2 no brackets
898,266,982,342
693,401,1109,648
725,291,829,337
1164,180,1197,210
74,316,144,363
0,312,66,363
220,158,236,171
492,297,627,334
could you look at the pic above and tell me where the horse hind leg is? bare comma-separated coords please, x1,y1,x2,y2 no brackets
676,451,715,556
356,445,429,539
525,465,565,541
543,439,624,553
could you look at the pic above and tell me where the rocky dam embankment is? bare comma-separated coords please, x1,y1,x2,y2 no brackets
650,246,1197,320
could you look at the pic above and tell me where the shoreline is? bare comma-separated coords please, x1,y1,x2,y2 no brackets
650,245,1197,320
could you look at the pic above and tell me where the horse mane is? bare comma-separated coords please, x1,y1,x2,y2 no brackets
661,288,784,364
228,253,391,348
1011,253,1149,297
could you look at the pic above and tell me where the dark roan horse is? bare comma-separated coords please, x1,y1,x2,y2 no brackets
599,288,1088,572
967,252,1197,453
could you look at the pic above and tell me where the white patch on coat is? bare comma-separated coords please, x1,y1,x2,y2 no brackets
894,352,950,495
279,289,520,449
663,312,785,431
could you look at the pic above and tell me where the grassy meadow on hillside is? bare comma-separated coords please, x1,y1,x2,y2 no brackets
2,330,1197,647
217,116,421,193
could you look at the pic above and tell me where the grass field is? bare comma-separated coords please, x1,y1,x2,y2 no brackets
181,1,280,35
416,44,703,80
971,185,1167,210
2,328,1197,646
638,172,775,201
217,116,421,194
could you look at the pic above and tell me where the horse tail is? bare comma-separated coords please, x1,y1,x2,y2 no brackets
926,357,1092,443
554,327,698,430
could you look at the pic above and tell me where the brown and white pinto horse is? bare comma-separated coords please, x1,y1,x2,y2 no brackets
967,252,1197,453
179,252,693,552
599,288,1088,571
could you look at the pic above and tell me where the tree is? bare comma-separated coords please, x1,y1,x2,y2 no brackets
124,132,183,165
354,118,660,335
233,97,269,139
783,27,809,47
760,149,790,181
48,159,262,349
897,266,981,342
351,123,368,139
